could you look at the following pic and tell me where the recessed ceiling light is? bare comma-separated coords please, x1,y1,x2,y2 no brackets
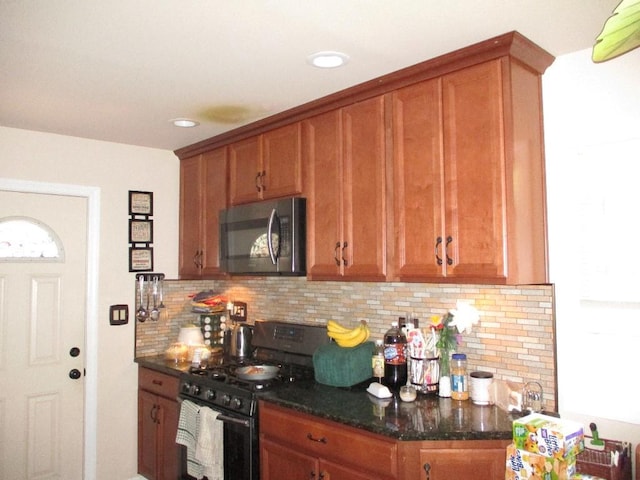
307,51,349,69
171,118,200,128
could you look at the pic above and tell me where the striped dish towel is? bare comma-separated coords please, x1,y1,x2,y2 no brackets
175,399,204,479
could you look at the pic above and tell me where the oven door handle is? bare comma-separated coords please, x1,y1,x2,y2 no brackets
177,396,251,429
216,413,250,428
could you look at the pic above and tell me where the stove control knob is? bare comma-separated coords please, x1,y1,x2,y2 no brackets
191,385,201,396
231,397,243,410
181,382,191,393
206,389,216,401
222,394,231,406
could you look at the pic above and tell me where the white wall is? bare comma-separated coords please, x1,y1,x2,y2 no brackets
0,126,179,479
544,47,640,447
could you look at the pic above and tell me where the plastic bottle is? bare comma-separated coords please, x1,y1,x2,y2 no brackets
372,340,385,382
450,353,469,400
383,321,407,391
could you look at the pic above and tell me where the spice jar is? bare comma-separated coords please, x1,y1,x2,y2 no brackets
450,353,469,400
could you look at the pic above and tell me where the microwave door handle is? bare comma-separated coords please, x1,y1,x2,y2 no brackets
266,208,280,265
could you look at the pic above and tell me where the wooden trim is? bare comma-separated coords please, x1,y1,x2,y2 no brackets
174,31,554,159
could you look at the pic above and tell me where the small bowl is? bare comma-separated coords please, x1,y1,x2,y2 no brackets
399,385,417,402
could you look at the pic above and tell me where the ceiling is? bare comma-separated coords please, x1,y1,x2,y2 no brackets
0,0,618,152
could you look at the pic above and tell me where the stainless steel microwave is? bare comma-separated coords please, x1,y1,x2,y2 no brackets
219,197,306,275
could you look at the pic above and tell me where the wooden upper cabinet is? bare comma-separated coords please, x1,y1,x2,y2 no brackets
303,96,387,281
442,60,507,282
179,148,228,279
179,155,204,279
229,123,303,205
391,77,445,280
391,57,549,284
176,32,553,284
229,135,261,205
302,110,343,279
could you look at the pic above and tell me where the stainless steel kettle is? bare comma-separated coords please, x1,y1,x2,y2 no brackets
228,322,253,359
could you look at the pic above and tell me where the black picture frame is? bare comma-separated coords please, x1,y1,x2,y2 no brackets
129,246,154,272
129,190,153,216
129,219,153,244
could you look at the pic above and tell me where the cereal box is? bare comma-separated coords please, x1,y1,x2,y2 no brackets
505,443,577,480
513,413,584,459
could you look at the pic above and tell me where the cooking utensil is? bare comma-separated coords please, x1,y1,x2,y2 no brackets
157,275,166,309
236,364,279,381
149,276,160,321
135,276,148,322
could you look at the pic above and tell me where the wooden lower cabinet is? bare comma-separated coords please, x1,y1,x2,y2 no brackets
398,439,511,480
138,367,181,480
260,402,398,479
260,401,510,480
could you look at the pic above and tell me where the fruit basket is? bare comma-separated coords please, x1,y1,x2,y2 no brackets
576,437,632,480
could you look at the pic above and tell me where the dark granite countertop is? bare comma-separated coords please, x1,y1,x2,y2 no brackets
258,380,515,442
136,355,191,376
136,355,515,442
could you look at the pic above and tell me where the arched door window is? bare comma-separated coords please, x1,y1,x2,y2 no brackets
0,216,64,262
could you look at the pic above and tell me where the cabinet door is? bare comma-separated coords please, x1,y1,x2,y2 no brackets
419,447,506,480
260,437,317,480
262,123,303,200
342,96,387,281
179,155,204,278
200,147,228,277
391,78,445,281
442,60,506,281
229,136,262,205
138,390,158,480
302,110,343,279
156,395,180,480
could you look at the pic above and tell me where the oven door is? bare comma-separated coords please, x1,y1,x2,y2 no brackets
179,400,258,480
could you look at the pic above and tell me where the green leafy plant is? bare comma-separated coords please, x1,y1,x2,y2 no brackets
593,0,640,62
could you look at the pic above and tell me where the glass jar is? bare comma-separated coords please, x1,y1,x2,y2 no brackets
372,339,384,382
450,353,469,400
438,348,452,398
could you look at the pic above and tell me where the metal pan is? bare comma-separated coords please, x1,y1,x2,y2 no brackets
236,365,279,381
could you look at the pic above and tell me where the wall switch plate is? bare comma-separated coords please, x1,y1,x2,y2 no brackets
109,304,129,325
230,301,247,323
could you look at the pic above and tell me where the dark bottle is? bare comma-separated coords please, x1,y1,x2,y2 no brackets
383,320,407,391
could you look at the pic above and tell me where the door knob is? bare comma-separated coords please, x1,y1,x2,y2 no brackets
69,347,80,357
69,368,82,380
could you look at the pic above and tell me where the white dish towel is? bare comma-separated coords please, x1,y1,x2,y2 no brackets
195,407,224,480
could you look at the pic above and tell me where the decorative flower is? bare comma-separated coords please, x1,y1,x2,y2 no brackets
432,301,481,353
434,313,459,353
448,300,481,334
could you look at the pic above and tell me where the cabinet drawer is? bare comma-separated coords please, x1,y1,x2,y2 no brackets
139,367,180,399
260,403,397,477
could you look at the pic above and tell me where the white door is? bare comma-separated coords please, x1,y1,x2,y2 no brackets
0,191,87,480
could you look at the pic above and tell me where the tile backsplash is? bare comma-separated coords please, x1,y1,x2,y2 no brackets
136,277,556,410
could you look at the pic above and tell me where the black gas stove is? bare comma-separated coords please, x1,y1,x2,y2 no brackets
178,320,327,417
177,320,329,480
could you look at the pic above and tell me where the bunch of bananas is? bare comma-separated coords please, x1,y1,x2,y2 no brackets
326,319,370,348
